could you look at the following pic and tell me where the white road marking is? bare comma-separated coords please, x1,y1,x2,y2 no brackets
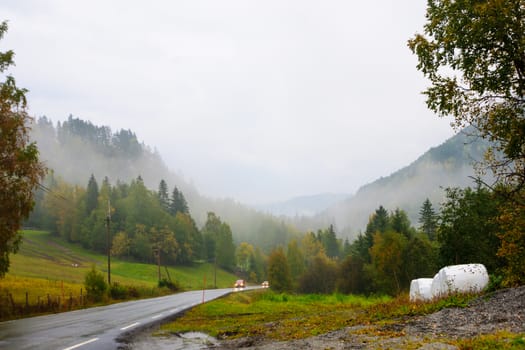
62,337,99,350
120,322,140,331
171,308,179,313
151,314,163,319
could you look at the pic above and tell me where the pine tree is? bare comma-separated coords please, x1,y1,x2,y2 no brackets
324,225,340,259
85,174,99,214
202,212,235,270
366,206,389,235
361,205,390,262
157,179,169,212
418,198,437,240
169,186,189,215
391,208,413,239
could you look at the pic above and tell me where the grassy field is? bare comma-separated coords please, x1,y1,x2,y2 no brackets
3,230,238,305
161,290,525,349
162,290,392,340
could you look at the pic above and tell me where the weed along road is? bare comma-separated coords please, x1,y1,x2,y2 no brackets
0,287,246,350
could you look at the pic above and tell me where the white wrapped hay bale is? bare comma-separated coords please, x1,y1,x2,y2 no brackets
430,264,489,298
430,271,441,298
409,278,433,302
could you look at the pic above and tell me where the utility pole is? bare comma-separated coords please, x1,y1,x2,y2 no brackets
214,231,217,288
154,247,161,282
106,199,111,285
214,253,217,289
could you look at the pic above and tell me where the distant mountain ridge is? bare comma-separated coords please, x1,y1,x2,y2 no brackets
255,193,351,217
313,129,491,239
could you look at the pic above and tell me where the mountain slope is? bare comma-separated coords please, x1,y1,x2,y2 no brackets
29,116,297,250
31,116,489,244
315,130,491,239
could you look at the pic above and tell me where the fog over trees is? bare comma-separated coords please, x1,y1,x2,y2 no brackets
29,116,301,250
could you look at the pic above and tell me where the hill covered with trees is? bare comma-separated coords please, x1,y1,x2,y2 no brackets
25,116,518,295
309,130,492,239
29,116,300,251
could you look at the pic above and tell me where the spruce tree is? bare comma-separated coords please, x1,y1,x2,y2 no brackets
418,198,437,240
169,186,189,215
86,174,99,214
324,224,340,259
157,179,169,212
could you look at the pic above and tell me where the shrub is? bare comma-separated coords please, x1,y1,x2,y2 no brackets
127,285,140,298
110,282,128,300
158,278,180,291
84,266,107,302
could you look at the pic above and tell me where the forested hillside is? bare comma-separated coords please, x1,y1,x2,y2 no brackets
311,130,491,238
26,117,514,296
30,117,491,244
29,116,299,250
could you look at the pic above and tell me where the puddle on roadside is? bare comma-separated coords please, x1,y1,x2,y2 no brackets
128,331,220,350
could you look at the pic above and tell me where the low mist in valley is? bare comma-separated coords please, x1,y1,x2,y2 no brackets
30,116,489,244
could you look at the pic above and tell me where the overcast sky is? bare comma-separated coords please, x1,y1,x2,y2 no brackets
1,1,455,204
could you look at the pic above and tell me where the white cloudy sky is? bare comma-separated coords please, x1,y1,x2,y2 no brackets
1,1,455,204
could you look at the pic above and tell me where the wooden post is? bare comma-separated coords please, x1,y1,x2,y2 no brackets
202,274,206,303
106,200,112,286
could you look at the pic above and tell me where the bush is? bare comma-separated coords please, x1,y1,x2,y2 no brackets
110,282,128,300
486,274,504,293
158,278,180,291
84,266,107,302
127,285,140,298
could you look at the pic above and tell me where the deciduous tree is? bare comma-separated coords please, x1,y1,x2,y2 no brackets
497,197,525,285
437,186,502,272
286,238,305,288
367,231,407,295
298,252,337,294
408,0,525,190
236,242,254,273
0,21,46,277
267,247,292,292
337,254,366,294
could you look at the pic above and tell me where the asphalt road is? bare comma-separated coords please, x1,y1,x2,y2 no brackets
0,287,247,350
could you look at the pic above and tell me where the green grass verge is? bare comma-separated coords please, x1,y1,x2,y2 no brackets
162,290,392,340
161,289,498,345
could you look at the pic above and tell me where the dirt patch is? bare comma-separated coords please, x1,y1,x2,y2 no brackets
210,286,525,349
